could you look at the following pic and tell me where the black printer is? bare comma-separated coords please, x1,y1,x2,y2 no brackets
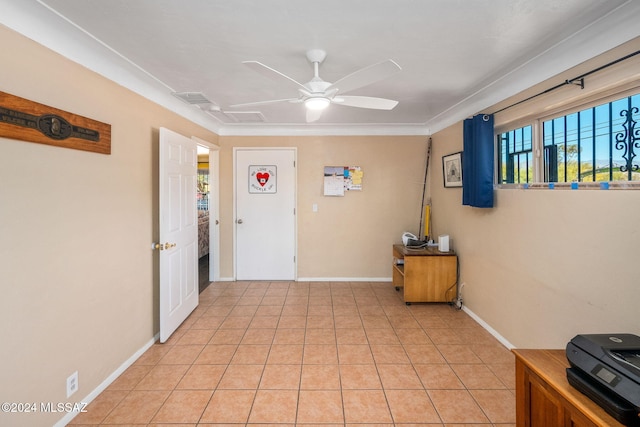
566,334,640,426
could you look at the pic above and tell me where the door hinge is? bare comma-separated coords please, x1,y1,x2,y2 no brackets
294,256,296,263
294,207,296,215
293,160,296,167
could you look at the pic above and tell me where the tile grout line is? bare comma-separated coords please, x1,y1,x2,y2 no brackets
72,280,515,425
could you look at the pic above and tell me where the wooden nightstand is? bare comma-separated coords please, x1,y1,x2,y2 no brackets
392,244,457,304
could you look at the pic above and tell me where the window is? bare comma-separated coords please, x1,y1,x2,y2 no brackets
497,125,533,184
197,168,209,210
543,94,640,182
497,92,640,185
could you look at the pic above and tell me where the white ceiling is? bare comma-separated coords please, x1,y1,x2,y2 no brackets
2,0,640,135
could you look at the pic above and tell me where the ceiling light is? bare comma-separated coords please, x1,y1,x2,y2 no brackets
305,97,330,110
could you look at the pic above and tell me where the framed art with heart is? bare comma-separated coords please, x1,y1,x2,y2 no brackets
249,165,277,193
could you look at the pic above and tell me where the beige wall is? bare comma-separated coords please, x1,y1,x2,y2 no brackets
429,38,640,349
216,135,429,279
0,26,218,426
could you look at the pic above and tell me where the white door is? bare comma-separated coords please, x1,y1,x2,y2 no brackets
159,127,198,343
235,148,296,280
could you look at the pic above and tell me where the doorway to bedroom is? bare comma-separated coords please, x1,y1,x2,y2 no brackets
196,142,219,293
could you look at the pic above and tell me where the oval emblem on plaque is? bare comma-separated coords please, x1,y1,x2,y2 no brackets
38,114,73,140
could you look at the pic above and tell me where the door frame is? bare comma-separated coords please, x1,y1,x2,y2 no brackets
193,137,220,282
233,147,298,280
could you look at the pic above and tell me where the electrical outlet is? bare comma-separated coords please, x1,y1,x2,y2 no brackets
66,371,78,398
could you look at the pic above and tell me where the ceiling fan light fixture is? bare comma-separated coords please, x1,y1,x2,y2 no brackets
305,97,330,110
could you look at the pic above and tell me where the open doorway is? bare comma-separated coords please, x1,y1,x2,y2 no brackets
196,144,210,292
195,141,220,292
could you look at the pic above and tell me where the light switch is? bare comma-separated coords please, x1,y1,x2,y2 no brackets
312,203,318,212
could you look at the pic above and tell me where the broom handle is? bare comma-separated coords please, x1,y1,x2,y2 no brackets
418,137,432,239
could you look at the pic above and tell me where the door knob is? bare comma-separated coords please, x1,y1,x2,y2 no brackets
152,242,177,250
237,219,243,224
215,220,219,225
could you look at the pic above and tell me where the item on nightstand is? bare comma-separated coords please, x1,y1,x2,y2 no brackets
438,235,449,252
402,232,424,247
566,333,640,426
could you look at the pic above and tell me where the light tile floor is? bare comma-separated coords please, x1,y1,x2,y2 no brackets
69,281,516,426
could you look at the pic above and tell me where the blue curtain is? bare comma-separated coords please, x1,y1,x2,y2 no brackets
462,114,494,208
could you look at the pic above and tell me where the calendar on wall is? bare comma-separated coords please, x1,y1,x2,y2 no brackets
323,166,363,196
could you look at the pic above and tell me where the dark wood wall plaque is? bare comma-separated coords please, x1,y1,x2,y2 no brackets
0,91,111,154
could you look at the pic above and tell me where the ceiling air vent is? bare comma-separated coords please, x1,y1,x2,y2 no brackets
204,108,266,123
224,111,266,123
172,91,212,105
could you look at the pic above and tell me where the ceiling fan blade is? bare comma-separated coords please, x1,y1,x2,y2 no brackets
229,97,299,108
333,96,399,110
243,61,308,90
306,108,324,123
326,59,401,94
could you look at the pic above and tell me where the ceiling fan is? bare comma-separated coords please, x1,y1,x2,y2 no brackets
230,49,402,122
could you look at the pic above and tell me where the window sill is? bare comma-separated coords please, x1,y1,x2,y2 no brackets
496,182,640,190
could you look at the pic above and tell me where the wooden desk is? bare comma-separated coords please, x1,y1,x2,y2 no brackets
392,244,457,304
513,349,627,427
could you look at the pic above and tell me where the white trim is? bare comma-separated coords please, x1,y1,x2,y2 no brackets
54,334,159,427
209,149,221,282
297,277,392,282
0,0,220,134
217,124,431,136
5,2,638,136
425,1,640,135
462,305,516,350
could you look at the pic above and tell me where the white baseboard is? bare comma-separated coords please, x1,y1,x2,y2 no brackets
55,334,159,427
297,277,392,282
462,305,515,350
219,277,392,282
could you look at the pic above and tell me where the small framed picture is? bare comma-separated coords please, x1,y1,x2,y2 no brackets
248,165,277,193
442,151,463,188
